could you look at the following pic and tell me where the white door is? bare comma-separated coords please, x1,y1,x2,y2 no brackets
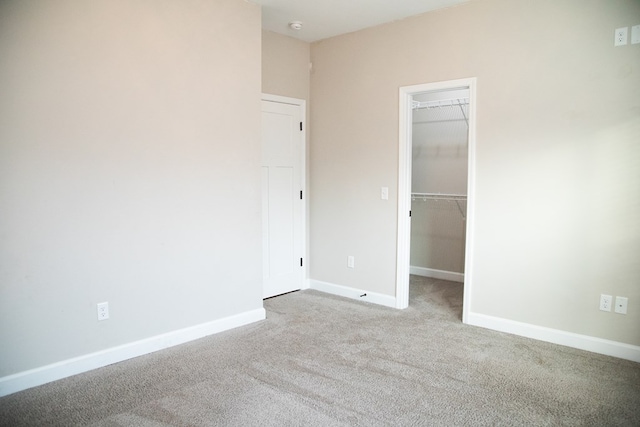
261,99,304,298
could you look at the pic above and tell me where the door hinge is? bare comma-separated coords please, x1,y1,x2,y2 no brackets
409,210,412,217
300,258,303,267
300,190,303,200
300,122,303,131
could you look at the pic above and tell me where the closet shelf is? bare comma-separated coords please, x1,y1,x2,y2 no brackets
412,97,469,127
411,97,468,110
411,193,467,220
411,192,466,200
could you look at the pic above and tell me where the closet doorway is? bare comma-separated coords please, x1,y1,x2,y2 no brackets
395,78,476,325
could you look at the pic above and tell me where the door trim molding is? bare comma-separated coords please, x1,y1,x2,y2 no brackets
396,78,477,324
261,93,308,290
262,93,304,106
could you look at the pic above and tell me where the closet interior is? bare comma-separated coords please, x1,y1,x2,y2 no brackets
410,88,469,282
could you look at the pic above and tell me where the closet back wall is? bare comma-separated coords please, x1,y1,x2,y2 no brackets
411,90,469,276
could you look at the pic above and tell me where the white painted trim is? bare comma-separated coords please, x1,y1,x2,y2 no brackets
302,278,311,290
397,78,477,321
262,93,302,106
261,93,308,292
0,308,266,397
396,88,412,309
410,266,464,283
310,280,397,309
462,80,477,325
467,312,640,363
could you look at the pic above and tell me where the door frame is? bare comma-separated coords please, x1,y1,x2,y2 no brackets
261,93,308,290
395,78,476,324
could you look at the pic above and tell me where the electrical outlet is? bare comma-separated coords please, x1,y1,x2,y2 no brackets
632,25,640,44
615,27,628,46
599,294,612,312
614,296,628,314
347,256,355,268
97,302,109,320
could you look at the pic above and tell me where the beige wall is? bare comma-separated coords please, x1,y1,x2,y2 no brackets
0,0,262,377
262,30,310,102
310,0,640,345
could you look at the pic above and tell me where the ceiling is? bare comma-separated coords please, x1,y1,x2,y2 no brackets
252,0,472,43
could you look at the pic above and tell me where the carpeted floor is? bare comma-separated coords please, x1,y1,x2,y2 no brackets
1,276,639,426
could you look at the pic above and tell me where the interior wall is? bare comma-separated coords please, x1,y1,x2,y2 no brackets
310,0,640,346
0,0,263,377
262,30,310,102
410,90,469,274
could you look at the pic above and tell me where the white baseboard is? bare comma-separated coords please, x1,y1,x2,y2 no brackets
0,308,266,397
410,266,464,283
467,312,640,363
309,279,397,308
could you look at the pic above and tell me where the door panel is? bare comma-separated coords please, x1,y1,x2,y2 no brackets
269,167,294,276
261,100,303,298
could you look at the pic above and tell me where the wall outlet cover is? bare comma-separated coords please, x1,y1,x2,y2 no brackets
614,296,628,314
599,294,612,312
97,302,109,321
615,27,628,46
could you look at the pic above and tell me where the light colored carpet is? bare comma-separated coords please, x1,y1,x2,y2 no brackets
1,276,639,426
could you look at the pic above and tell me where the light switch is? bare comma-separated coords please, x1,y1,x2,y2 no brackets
381,187,389,200
632,25,640,44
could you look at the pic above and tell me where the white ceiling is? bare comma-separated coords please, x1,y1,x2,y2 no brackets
252,0,472,43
